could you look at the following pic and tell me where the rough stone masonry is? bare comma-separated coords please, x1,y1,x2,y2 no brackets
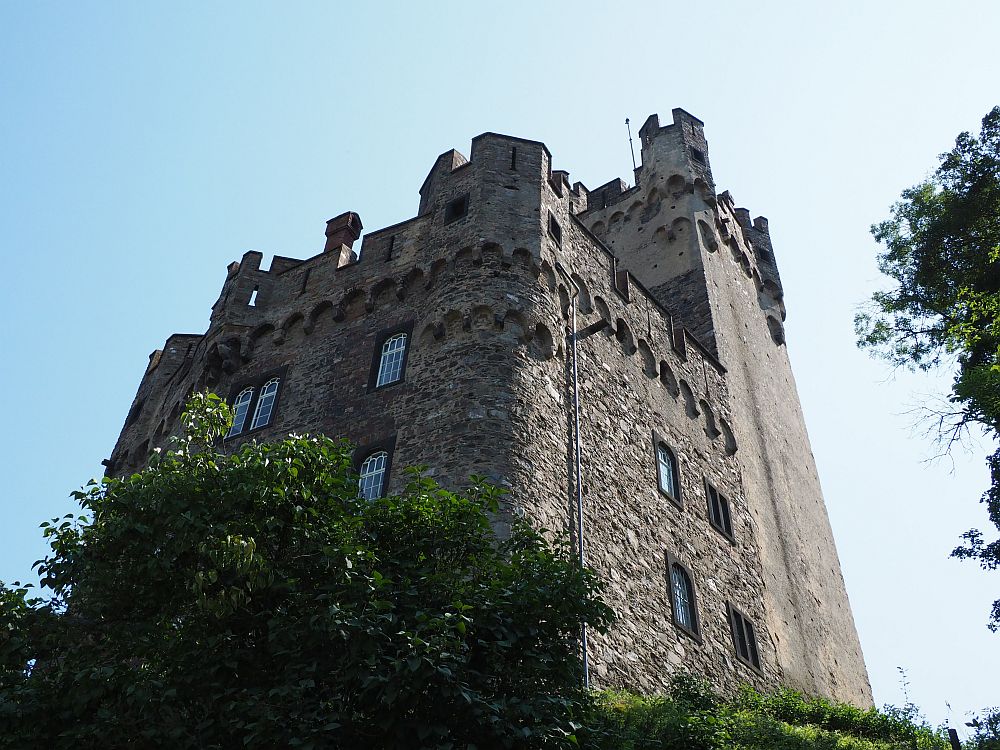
107,108,873,706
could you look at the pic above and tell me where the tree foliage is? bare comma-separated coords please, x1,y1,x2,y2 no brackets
0,393,612,749
856,106,1000,629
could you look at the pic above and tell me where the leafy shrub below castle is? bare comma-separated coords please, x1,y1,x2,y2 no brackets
0,393,612,748
581,674,958,750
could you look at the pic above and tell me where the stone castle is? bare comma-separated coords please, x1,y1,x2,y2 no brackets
107,108,872,705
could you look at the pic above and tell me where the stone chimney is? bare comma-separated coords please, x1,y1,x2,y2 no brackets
324,211,363,266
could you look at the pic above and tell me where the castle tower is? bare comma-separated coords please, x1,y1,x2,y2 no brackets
578,109,869,704
106,110,872,705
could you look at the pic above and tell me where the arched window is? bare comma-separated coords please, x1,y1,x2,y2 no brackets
359,451,388,500
376,333,408,387
227,387,254,437
656,441,680,503
250,378,280,430
670,563,697,633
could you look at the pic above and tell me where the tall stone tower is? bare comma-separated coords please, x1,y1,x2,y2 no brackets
107,110,872,705
578,109,868,704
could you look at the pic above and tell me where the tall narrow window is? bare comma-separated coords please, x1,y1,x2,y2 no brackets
376,333,408,387
728,604,762,671
250,378,279,429
655,441,680,504
706,480,734,539
548,212,562,246
359,451,388,500
669,562,699,637
227,387,254,437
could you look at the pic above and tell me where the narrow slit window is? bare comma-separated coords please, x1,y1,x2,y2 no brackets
248,287,259,306
299,268,311,295
385,235,396,262
250,378,279,429
376,333,408,387
510,146,517,170
548,212,562,246
656,442,680,504
359,450,388,500
227,388,254,437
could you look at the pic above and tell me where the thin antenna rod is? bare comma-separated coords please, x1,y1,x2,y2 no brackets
625,117,637,171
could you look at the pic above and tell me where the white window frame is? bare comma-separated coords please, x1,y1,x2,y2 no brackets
656,442,680,503
227,387,254,437
358,450,388,500
250,378,280,430
375,333,408,388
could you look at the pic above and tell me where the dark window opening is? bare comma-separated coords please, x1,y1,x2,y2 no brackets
299,268,311,295
125,399,145,427
510,146,517,171
728,604,762,671
706,480,734,540
691,147,706,165
385,235,396,262
548,212,562,246
444,194,469,224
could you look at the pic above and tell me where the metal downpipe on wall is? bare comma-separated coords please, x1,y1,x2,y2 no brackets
555,261,589,690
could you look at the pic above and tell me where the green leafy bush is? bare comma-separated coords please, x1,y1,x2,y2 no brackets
579,675,950,750
0,393,612,749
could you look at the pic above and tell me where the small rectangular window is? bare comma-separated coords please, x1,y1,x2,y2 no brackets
728,604,762,671
385,235,396,262
510,146,517,171
444,194,469,224
548,212,562,246
248,287,259,306
691,147,706,165
299,268,311,295
706,480,734,540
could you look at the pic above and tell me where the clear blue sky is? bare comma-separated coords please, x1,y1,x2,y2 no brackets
2,0,997,731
